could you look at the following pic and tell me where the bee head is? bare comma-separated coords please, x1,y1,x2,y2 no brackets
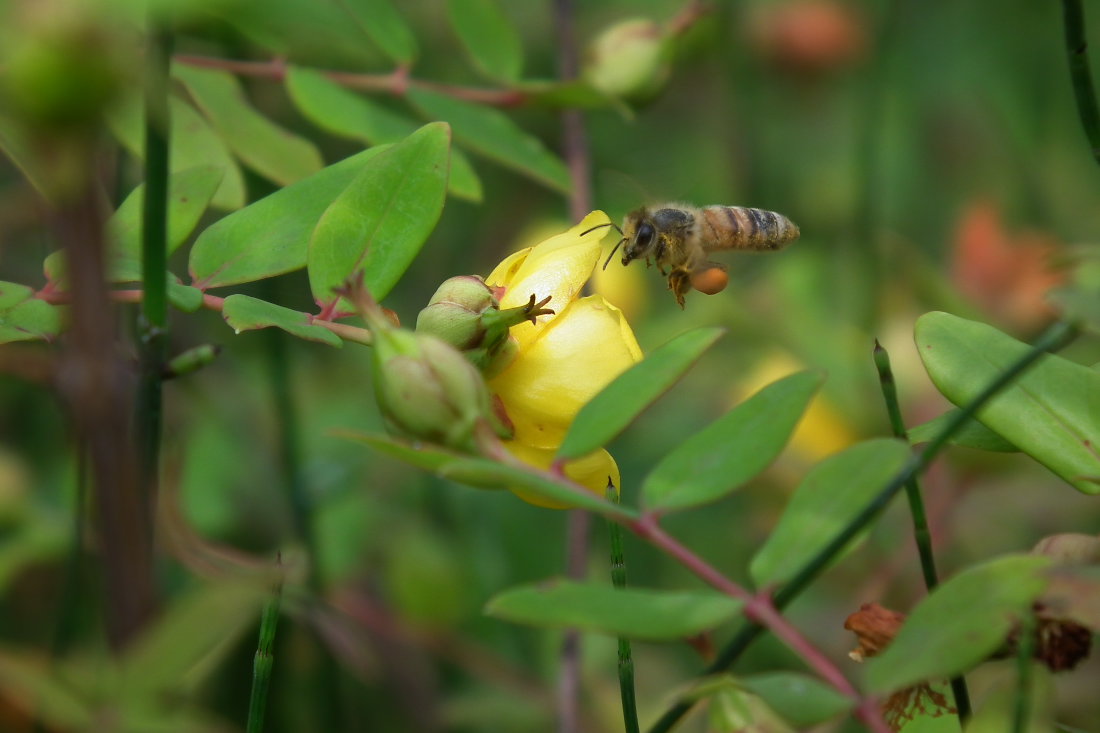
621,210,657,265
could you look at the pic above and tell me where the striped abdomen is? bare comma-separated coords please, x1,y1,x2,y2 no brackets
700,206,800,252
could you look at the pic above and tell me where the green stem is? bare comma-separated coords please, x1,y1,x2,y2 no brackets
872,341,971,721
1061,0,1100,166
646,319,1074,733
246,576,284,733
607,485,640,733
135,22,173,529
1012,610,1038,733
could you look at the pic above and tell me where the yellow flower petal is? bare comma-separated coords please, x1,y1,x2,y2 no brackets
484,246,531,290
487,211,612,351
490,295,642,449
504,443,621,509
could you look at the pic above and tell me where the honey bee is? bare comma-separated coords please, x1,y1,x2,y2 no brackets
587,204,800,307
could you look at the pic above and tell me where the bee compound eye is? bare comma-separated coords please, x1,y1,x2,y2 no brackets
636,223,655,247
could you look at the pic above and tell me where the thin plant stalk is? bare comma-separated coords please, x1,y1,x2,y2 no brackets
607,484,640,733
246,577,284,733
646,319,1074,733
553,0,593,729
872,341,972,721
1012,611,1038,733
1061,0,1100,166
136,22,173,531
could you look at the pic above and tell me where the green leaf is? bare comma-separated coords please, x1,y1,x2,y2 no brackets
558,327,724,461
342,0,417,64
520,78,622,110
285,67,482,201
221,294,341,347
332,430,469,474
0,281,33,310
447,0,523,82
407,88,570,193
307,122,449,305
0,649,93,729
45,167,226,284
172,65,323,186
865,554,1051,694
167,280,204,312
0,113,52,198
123,578,271,694
189,145,387,289
749,439,911,587
907,409,1018,452
915,311,1100,494
643,370,824,512
437,458,634,517
108,94,245,210
736,672,852,727
0,300,63,344
485,580,741,640
110,166,224,261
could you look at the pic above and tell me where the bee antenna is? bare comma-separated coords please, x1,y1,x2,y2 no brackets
602,237,626,270
580,221,624,238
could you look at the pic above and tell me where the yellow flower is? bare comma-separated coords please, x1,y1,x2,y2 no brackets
485,211,643,507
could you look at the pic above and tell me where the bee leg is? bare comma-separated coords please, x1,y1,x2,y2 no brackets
667,269,691,309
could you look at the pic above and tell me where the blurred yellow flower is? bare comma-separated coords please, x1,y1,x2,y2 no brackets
485,211,643,508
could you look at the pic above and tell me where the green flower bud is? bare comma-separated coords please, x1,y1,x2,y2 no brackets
416,275,554,374
3,15,126,129
585,18,671,103
416,276,498,350
372,326,510,451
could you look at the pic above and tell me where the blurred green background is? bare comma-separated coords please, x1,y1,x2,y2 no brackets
1,0,1099,730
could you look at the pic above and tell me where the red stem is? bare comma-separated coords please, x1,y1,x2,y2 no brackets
629,513,891,733
174,55,527,107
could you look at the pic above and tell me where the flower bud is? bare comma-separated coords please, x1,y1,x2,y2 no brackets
1030,533,1100,566
372,326,507,452
585,19,671,103
417,275,554,375
416,276,498,351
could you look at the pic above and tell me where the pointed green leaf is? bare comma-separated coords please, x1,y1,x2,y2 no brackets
189,145,387,289
447,0,523,82
123,578,271,694
285,67,482,201
749,439,911,587
0,282,33,310
0,113,52,198
108,94,245,210
736,673,852,727
407,88,570,193
0,299,63,344
222,294,341,346
907,409,1018,452
915,311,1100,493
437,458,634,517
643,370,824,512
485,580,741,640
307,122,449,305
333,431,469,473
866,555,1050,694
343,0,417,64
173,65,323,186
45,167,225,283
558,327,724,461
111,166,224,260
